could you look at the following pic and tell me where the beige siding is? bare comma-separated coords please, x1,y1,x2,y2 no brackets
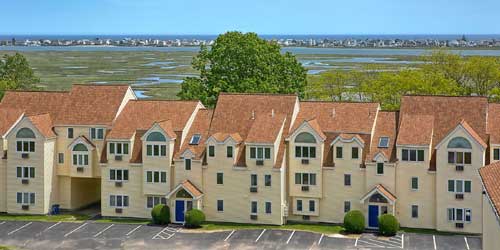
482,195,500,250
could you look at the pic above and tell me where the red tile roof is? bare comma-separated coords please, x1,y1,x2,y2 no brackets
175,109,213,160
0,107,24,136
246,113,286,143
27,113,56,138
397,114,434,146
479,161,500,218
368,111,398,162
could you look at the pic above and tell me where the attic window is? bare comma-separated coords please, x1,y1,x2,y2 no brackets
378,137,389,148
189,134,202,145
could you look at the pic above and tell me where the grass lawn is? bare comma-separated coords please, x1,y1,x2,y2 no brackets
0,246,14,250
196,222,345,235
94,217,151,224
0,213,90,222
399,227,479,236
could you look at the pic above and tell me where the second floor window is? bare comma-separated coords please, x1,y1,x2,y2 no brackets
250,146,271,159
72,143,89,166
185,158,191,170
146,132,167,157
376,163,384,175
90,128,105,140
448,179,471,193
110,169,129,181
411,177,419,190
146,171,167,183
295,146,316,158
67,128,74,139
294,173,317,185
208,145,215,157
402,149,424,162
344,174,351,186
447,208,471,222
226,146,233,158
264,175,272,186
110,195,129,208
16,166,35,179
109,142,129,155
448,151,472,165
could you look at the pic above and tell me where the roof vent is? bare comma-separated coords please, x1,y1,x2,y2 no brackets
271,109,275,118
251,110,255,120
332,108,336,118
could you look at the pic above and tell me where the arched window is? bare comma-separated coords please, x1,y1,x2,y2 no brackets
295,132,316,143
447,137,472,149
16,128,35,138
369,193,388,203
146,132,166,142
176,189,193,198
16,128,36,152
73,143,88,151
72,143,89,166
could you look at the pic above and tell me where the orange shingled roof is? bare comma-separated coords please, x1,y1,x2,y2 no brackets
367,111,398,162
0,107,24,136
458,119,487,149
181,179,203,198
246,113,286,143
487,103,500,144
479,161,500,218
175,109,213,160
107,100,200,139
27,113,56,138
157,120,177,139
211,132,243,143
397,114,433,146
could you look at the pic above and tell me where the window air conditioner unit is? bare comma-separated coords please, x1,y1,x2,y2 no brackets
456,165,464,171
250,186,258,193
21,153,29,159
21,205,29,210
76,167,84,172
301,186,310,191
115,181,123,187
455,223,464,228
455,193,464,200
115,155,123,161
256,160,264,166
21,179,29,185
115,208,123,214
301,159,309,165
302,215,310,221
250,214,258,220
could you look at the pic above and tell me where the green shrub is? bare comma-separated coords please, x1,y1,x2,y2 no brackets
151,204,170,225
378,214,399,236
343,210,365,234
184,209,206,228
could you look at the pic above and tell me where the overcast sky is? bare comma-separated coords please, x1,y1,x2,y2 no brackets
2,0,499,35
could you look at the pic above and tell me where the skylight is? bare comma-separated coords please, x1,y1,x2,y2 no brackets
189,134,201,145
378,137,389,148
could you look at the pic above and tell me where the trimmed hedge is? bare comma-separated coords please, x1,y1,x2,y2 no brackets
184,209,206,228
151,204,170,225
343,210,365,234
378,214,399,236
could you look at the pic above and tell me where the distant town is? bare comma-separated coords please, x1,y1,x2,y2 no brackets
2,36,500,48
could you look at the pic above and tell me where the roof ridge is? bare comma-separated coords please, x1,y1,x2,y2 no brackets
130,99,199,102
5,90,69,93
219,92,297,97
403,94,488,98
72,83,130,86
301,100,379,104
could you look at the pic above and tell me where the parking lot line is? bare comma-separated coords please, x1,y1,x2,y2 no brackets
0,221,5,225
433,235,437,250
363,238,401,248
355,237,359,247
224,230,235,242
64,222,88,237
125,225,142,236
7,222,32,235
318,233,324,245
255,229,266,242
94,224,114,237
464,236,470,250
357,239,386,248
402,234,405,248
43,221,61,232
286,230,295,244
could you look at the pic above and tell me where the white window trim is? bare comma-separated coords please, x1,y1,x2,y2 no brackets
16,192,35,205
216,172,224,185
250,146,272,160
294,144,316,159
295,173,317,186
184,158,192,170
351,147,360,159
344,173,352,186
448,150,472,165
72,152,89,167
308,200,316,212
447,207,472,223
265,201,272,214
411,204,419,219
16,139,35,153
90,127,105,140
145,170,167,184
226,145,233,158
146,143,167,157
250,173,258,187
145,196,167,209
216,199,224,212
109,169,129,182
264,174,272,187
401,148,425,162
208,145,216,158
16,166,35,179
411,177,419,191
344,200,351,213
109,194,129,208
448,179,472,194
67,128,74,139
376,162,384,175
109,142,129,156
250,200,258,215
335,146,343,159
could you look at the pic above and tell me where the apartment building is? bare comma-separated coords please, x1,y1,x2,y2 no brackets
0,84,496,234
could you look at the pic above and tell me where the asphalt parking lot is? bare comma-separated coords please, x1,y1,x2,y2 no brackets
0,220,482,250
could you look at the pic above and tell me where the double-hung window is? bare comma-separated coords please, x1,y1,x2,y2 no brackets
146,144,166,157
251,201,258,214
447,208,471,222
448,151,472,165
344,201,351,213
110,169,129,181
295,146,316,158
250,146,271,160
448,180,472,193
208,145,215,157
376,163,384,175
250,174,258,187
90,128,105,140
265,202,272,214
226,146,233,158
217,200,224,212
401,149,424,162
264,175,272,186
109,142,129,155
216,172,224,185
294,173,316,185
411,205,419,218
145,171,167,183
146,196,167,208
336,146,343,158
16,192,35,204
309,200,315,212
67,128,74,139
411,177,419,190
494,148,500,161
16,166,35,179
296,200,303,212
72,143,89,166
344,174,351,186
185,158,191,170
110,195,129,208
351,147,359,159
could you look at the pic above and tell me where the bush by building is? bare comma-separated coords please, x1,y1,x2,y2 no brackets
343,210,365,234
151,204,170,225
184,209,206,228
378,214,399,236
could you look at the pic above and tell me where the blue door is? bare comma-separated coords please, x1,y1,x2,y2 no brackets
175,200,185,222
368,205,379,228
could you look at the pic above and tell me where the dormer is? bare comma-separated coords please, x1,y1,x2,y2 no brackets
331,134,365,165
287,119,326,167
68,136,96,176
396,114,433,164
245,113,287,167
205,133,242,165
141,121,177,163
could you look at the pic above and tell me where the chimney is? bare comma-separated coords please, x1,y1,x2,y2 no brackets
251,110,255,120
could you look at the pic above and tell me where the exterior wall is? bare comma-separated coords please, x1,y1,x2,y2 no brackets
482,195,500,250
436,128,484,233
6,119,49,214
395,146,436,229
203,141,283,225
174,158,203,189
142,129,173,196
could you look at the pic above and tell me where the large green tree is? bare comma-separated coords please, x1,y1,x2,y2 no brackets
0,53,40,98
177,31,307,106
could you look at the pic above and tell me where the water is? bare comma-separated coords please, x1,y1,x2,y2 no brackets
2,45,500,56
133,90,150,98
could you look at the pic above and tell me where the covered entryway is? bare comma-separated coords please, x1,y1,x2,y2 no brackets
360,184,397,229
166,180,203,224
